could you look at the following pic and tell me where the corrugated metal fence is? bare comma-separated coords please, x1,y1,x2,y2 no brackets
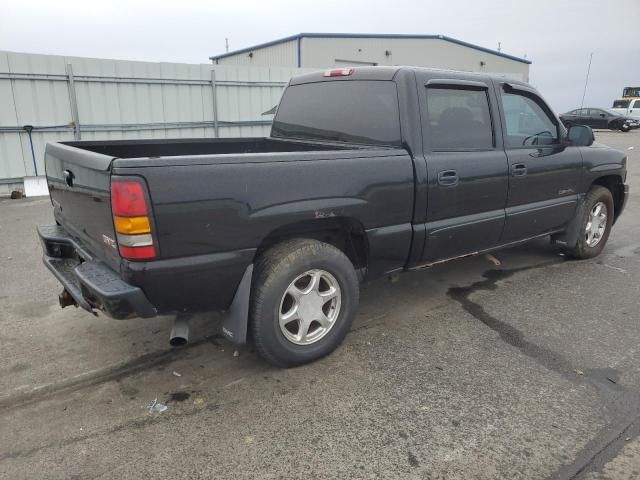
0,50,312,188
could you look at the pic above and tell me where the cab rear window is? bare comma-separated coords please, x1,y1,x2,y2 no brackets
613,100,630,108
272,81,401,146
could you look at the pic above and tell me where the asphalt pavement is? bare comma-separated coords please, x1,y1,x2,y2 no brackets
1,130,639,479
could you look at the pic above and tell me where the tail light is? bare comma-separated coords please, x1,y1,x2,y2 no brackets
111,177,156,260
323,68,353,77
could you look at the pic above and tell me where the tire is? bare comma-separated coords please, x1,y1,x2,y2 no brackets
562,185,614,259
250,238,359,367
621,123,630,132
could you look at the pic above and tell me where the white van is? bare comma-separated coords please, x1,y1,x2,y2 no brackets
611,98,640,120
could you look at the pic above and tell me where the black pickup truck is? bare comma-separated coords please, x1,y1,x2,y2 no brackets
39,66,629,367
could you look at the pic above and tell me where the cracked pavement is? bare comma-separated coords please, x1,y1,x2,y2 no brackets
1,130,639,479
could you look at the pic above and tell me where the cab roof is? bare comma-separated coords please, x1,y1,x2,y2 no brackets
289,66,531,88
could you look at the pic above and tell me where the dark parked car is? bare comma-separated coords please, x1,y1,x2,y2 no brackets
560,107,639,131
39,67,629,367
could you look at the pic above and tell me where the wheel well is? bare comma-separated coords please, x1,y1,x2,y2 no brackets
592,175,624,221
255,218,368,270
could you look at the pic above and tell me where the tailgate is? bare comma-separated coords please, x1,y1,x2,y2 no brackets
45,142,120,271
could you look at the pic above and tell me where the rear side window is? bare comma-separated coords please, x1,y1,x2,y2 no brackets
426,87,494,150
613,100,630,108
272,81,401,146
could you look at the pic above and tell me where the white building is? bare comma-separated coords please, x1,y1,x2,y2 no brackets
210,33,531,81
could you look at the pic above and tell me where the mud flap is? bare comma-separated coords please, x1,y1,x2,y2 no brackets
221,264,253,344
551,196,586,249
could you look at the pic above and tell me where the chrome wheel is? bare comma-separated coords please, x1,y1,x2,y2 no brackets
585,201,607,247
278,269,341,346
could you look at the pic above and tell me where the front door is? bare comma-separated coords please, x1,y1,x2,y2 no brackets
631,100,640,119
589,109,609,128
497,83,582,243
417,75,509,262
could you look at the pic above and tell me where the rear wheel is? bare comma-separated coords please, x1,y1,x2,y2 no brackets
562,185,614,259
250,239,359,367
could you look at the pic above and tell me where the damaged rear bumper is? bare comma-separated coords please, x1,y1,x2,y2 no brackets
38,225,156,319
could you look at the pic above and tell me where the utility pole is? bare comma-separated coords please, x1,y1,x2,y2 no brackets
225,38,229,53
580,52,594,109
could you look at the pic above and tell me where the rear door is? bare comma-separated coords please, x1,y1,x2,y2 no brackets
562,109,579,124
496,83,582,243
575,108,592,126
589,109,609,128
416,74,509,262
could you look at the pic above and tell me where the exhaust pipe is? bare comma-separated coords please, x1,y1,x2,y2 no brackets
59,289,77,308
169,316,190,347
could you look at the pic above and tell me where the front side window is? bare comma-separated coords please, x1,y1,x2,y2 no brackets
500,90,558,148
425,87,494,150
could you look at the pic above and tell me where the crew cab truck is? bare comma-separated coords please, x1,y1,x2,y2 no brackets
611,98,640,121
39,67,629,367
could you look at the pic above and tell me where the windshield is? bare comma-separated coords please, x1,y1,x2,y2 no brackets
272,80,401,146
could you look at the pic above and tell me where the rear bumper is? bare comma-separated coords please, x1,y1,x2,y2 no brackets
38,225,156,319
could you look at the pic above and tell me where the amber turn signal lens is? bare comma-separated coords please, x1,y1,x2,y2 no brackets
114,215,151,235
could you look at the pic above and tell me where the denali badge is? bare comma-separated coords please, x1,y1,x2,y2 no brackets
102,234,117,249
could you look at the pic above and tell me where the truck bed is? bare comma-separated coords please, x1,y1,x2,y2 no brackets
62,137,350,159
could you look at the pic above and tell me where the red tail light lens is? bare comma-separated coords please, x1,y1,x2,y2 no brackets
118,245,156,259
111,177,156,260
111,179,148,216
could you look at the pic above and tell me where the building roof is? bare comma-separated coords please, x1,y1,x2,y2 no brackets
209,32,532,65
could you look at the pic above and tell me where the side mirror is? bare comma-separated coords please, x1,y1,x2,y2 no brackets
600,113,606,117
567,125,595,146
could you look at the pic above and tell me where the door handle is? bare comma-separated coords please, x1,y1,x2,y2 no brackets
63,169,75,187
437,170,459,186
511,163,527,176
